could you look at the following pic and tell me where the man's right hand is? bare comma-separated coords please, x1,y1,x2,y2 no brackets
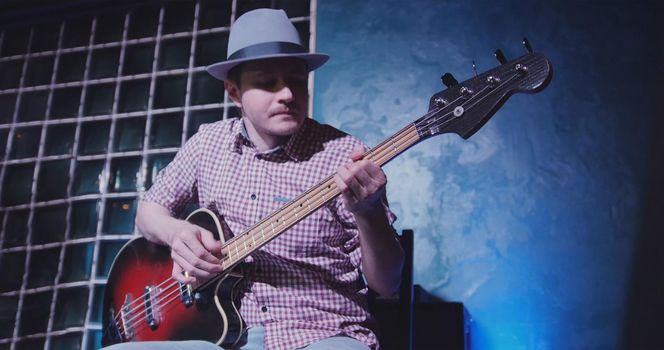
135,201,225,285
167,220,225,284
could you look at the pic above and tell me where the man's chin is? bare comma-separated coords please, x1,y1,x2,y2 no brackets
273,114,303,124
272,112,302,120
271,118,303,136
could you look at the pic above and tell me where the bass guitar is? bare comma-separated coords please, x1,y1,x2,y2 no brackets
102,43,552,347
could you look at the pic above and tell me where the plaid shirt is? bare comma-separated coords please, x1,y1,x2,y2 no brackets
143,117,396,350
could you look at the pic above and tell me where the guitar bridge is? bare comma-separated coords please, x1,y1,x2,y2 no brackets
120,294,134,340
104,306,124,344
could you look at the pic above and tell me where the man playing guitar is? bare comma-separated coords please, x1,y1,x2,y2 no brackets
105,8,404,350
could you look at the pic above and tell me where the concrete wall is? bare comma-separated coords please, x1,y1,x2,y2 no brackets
314,1,664,348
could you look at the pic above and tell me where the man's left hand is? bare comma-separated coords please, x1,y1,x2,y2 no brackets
334,145,387,214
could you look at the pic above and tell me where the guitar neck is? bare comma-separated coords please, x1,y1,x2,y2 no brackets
218,123,421,270
206,49,553,284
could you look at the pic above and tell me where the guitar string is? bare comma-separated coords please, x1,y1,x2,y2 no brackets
110,71,522,337
216,67,528,258
111,74,514,336
214,73,517,261
110,110,440,333
111,74,508,333
194,69,522,281
115,278,179,333
116,123,432,334
216,99,454,248
208,71,522,281
214,88,473,259
113,95,459,332
114,110,438,332
118,280,181,327
117,281,184,338
111,276,181,327
119,287,205,340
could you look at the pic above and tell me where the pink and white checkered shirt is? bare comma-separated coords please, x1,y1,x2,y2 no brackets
143,117,396,350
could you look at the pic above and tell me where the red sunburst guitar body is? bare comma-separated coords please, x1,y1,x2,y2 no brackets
101,209,245,348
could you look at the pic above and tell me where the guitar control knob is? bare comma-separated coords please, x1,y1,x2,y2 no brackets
194,292,204,303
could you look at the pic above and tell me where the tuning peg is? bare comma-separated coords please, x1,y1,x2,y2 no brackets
523,37,533,53
494,49,507,65
441,72,459,88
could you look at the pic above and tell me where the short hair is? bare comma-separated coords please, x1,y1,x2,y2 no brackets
225,64,244,88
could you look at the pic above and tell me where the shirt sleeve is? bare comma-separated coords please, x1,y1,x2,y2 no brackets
332,190,398,270
324,135,398,269
142,130,202,216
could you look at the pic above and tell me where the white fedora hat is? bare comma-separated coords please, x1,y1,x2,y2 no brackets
206,8,329,80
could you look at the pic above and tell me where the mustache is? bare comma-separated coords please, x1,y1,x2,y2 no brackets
269,106,298,116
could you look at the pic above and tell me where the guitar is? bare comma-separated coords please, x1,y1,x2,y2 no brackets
102,46,552,347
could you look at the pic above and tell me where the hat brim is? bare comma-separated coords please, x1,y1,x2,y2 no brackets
206,52,330,81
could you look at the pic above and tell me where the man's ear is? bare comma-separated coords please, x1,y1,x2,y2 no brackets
224,80,242,107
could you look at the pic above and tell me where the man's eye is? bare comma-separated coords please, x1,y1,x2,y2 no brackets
256,79,276,86
289,76,307,85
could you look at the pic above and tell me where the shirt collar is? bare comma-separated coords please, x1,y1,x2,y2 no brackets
231,118,310,162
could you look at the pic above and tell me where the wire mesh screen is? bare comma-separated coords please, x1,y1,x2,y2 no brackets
0,0,314,349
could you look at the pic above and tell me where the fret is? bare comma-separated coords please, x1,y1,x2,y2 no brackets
390,136,398,156
220,247,229,270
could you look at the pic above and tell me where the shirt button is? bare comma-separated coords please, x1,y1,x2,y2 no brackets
250,193,257,200
261,306,268,312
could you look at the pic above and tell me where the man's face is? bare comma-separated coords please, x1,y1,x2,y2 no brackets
226,58,309,148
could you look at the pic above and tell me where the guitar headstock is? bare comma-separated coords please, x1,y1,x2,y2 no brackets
416,41,552,140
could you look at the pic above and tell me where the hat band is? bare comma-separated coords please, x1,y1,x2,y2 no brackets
227,41,308,61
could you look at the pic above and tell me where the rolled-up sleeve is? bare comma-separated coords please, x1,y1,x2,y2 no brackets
142,131,201,216
333,195,398,270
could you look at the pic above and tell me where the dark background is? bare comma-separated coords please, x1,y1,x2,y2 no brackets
315,0,664,348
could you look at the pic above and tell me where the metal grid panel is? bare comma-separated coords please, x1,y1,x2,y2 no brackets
0,0,315,349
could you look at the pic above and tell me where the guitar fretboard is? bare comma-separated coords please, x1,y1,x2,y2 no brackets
218,123,420,270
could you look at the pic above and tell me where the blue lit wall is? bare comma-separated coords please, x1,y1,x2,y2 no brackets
314,1,663,348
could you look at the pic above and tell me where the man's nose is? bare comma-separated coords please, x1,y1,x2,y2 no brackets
277,84,294,102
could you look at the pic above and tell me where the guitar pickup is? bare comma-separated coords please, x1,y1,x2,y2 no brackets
143,286,160,329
